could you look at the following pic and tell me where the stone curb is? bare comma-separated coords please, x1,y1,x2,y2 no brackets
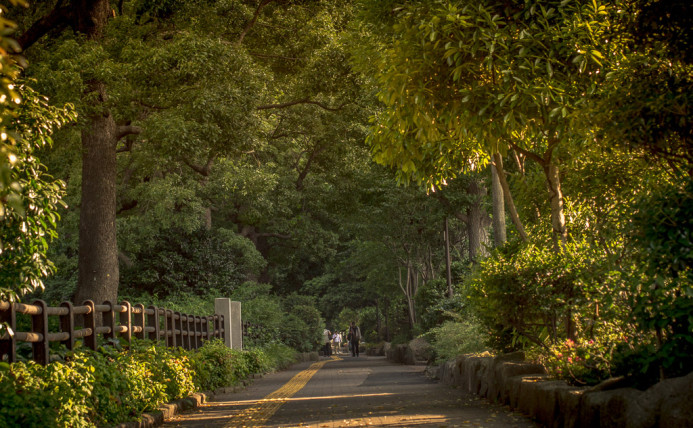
432,352,693,428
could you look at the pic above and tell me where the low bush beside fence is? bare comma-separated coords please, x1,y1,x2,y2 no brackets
0,338,297,427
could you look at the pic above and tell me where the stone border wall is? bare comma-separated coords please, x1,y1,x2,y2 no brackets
434,352,692,428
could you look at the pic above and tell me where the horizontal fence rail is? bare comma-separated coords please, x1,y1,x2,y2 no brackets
0,300,225,365
242,321,266,342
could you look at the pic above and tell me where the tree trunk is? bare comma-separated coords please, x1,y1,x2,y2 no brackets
72,0,119,304
398,265,417,330
491,161,506,247
375,298,381,341
19,0,123,305
545,162,567,250
74,93,119,304
493,153,528,242
466,178,490,263
444,217,453,297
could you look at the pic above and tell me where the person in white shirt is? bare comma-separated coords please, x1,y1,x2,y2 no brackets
333,331,342,354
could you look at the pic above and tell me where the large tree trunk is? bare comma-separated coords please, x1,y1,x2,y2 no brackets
545,162,567,250
72,0,119,304
19,0,130,305
74,100,119,304
467,178,490,263
491,161,506,247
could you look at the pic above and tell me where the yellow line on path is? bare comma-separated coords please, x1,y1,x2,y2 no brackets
225,356,340,427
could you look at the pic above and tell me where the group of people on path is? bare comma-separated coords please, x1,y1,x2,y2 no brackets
323,321,361,357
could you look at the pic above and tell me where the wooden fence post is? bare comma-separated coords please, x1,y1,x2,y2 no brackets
84,300,97,351
147,305,159,341
195,316,202,349
60,301,75,351
32,300,49,365
164,309,171,347
120,301,132,344
103,301,115,342
173,312,182,348
134,303,145,340
0,302,17,363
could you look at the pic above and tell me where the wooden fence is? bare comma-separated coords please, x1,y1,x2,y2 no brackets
0,299,225,365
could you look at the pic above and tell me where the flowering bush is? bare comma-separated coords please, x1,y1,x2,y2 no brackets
541,338,615,385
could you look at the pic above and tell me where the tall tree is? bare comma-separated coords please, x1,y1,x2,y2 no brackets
353,0,617,250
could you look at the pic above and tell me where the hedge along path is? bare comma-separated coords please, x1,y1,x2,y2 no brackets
225,356,340,427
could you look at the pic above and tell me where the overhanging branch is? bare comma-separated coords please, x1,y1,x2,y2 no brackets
18,5,73,51
116,125,143,142
257,98,349,112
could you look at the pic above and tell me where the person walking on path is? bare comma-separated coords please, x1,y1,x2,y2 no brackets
322,329,332,356
332,331,342,355
347,322,361,357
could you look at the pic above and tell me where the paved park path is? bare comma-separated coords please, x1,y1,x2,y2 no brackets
163,355,539,428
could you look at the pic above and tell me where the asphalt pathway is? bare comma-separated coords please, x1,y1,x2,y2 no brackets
163,354,538,428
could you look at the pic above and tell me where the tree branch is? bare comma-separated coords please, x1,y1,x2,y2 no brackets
238,0,277,45
508,140,545,165
493,153,528,242
296,143,327,190
257,98,349,112
256,232,291,239
250,52,303,61
182,153,215,177
116,125,143,142
431,188,469,223
18,4,73,51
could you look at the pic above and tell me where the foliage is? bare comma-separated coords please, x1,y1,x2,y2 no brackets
120,228,264,298
468,238,630,352
0,84,75,303
425,315,489,364
279,304,324,353
0,339,298,427
627,178,693,379
260,342,299,371
0,357,93,428
540,337,618,386
335,307,359,335
0,0,27,216
415,278,466,332
190,339,245,391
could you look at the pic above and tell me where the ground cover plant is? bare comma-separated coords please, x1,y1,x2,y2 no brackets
0,339,297,427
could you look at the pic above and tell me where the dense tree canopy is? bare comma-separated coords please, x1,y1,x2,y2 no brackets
1,0,691,387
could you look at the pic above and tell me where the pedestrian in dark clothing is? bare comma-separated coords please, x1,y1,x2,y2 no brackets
347,322,361,357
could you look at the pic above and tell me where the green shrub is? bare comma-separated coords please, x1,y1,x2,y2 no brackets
629,179,693,380
244,347,272,374
539,337,616,386
426,316,489,363
0,338,298,427
85,343,175,425
260,343,298,371
190,339,244,391
468,238,630,353
0,357,93,428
